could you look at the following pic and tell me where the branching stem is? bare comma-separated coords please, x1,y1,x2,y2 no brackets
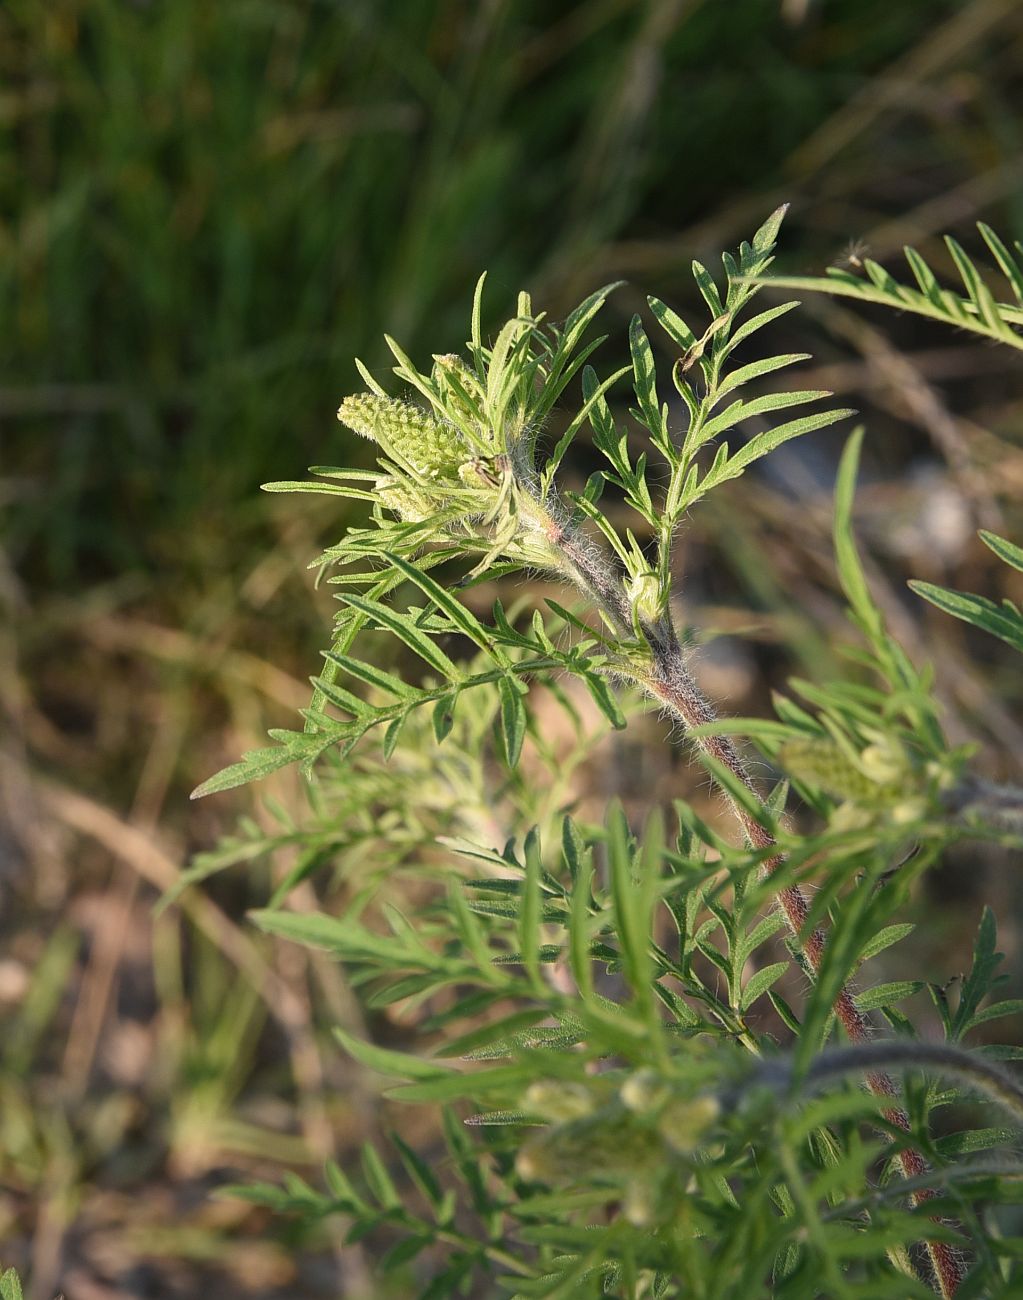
649,658,965,1298
538,499,967,1297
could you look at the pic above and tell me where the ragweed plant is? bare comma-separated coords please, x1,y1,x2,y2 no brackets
194,210,1023,1298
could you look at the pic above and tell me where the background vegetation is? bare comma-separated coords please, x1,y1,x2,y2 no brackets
3,1,1023,1296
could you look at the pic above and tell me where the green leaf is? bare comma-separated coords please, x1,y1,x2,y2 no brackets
385,552,503,661
908,580,1023,655
391,1131,445,1210
311,675,376,720
446,879,496,975
769,990,802,1034
352,357,388,397
699,386,830,441
361,1141,401,1209
834,427,883,639
699,408,854,495
608,805,660,1024
581,672,626,729
432,694,456,744
434,1008,551,1060
380,1235,433,1273
859,924,915,963
569,845,595,1002
559,281,623,354
954,907,1004,1037
722,300,799,356
325,651,418,700
190,743,295,798
261,478,374,497
250,908,447,973
382,715,405,760
694,748,773,834
498,674,528,767
969,999,1023,1028
979,529,1023,574
346,594,462,680
751,203,788,255
389,1061,554,1105
711,353,811,400
691,259,723,316
753,259,1023,351
324,1159,360,1204
737,911,789,962
519,829,543,990
740,961,790,1012
630,315,665,445
543,364,630,483
334,1027,452,1081
469,272,487,368
544,598,614,648
0,1270,24,1300
935,1126,1019,1157
946,236,1006,337
648,296,697,351
853,981,923,1013
978,222,1023,305
190,729,343,799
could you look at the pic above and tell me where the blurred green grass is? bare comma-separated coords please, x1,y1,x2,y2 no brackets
3,1,1023,1295
6,0,1003,588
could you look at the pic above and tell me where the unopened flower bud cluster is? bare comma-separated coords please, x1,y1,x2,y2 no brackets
778,729,958,831
515,1070,720,1227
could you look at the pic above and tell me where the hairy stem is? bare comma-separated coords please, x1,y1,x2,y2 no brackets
796,1042,1023,1126
539,506,966,1296
647,658,964,1298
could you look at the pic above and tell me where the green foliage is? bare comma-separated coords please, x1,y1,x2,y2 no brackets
910,531,1023,657
193,214,1023,1296
195,206,850,797
6,0,977,595
0,1269,23,1300
754,224,1023,352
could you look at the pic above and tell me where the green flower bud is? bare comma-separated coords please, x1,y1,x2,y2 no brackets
858,738,907,785
623,1178,658,1227
778,738,876,801
889,797,927,826
658,1095,720,1154
374,475,435,522
515,1104,661,1184
457,456,506,491
620,1069,668,1114
621,1071,719,1154
828,801,874,833
432,354,487,431
338,393,467,477
627,571,666,627
524,1080,601,1123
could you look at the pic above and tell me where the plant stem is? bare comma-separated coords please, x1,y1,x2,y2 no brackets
798,1042,1023,1126
645,657,965,1299
538,505,966,1296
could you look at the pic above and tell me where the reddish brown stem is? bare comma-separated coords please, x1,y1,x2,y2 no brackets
648,668,965,1297
538,500,964,1293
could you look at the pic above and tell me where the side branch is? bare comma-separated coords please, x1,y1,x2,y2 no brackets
528,486,965,1295
645,658,965,1298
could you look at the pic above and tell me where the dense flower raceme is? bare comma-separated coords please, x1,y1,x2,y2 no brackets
338,393,471,480
336,383,590,588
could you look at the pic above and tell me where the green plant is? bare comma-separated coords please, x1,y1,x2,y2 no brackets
0,1267,24,1300
193,210,1023,1298
756,225,1023,354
